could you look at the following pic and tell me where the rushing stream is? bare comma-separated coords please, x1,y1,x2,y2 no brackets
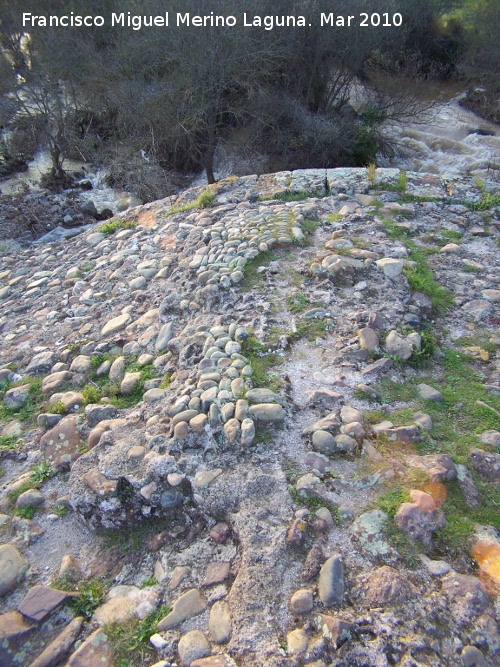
0,150,124,213
386,85,500,185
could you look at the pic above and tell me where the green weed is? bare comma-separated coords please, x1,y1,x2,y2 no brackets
383,519,421,567
241,251,276,292
166,188,215,216
379,379,419,404
65,578,109,619
367,163,377,184
195,188,215,209
380,216,453,313
254,426,273,445
0,377,45,425
293,319,328,342
139,577,157,589
100,520,166,554
289,487,342,525
105,604,171,666
282,456,300,484
462,263,481,273
260,189,320,202
462,193,500,211
30,460,54,484
377,487,411,518
376,171,407,193
376,349,500,464
54,504,69,518
240,337,283,391
406,327,438,369
433,479,500,551
16,504,36,519
82,384,102,405
302,218,320,234
51,400,67,414
286,291,309,314
99,219,137,236
0,435,18,451
326,213,344,222
90,361,158,409
160,373,170,389
50,574,76,591
440,230,463,241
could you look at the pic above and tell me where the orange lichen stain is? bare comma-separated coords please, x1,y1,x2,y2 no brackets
137,209,157,228
422,481,447,507
472,541,500,586
463,346,489,362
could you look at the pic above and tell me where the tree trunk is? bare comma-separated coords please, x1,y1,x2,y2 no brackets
49,142,64,179
204,109,217,184
205,158,216,185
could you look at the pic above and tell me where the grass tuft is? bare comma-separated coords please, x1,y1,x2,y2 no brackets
377,487,411,518
240,337,283,391
105,604,171,667
99,219,137,236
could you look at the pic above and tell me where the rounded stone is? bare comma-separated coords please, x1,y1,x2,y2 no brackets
290,588,314,614
69,355,92,373
225,341,241,355
460,645,486,667
318,555,344,605
287,628,308,655
234,399,248,422
16,488,45,508
129,276,147,289
249,404,285,422
167,473,185,487
340,405,363,424
3,384,31,409
342,421,365,442
101,313,132,336
224,418,241,443
1,420,22,437
312,429,335,454
241,418,255,446
109,356,126,383
144,388,166,403
385,330,413,360
234,327,249,341
172,409,199,427
418,383,443,401
359,327,378,351
121,372,142,394
208,599,231,643
0,543,26,597
376,257,403,278
174,421,189,440
59,554,82,581
160,490,183,509
335,433,358,454
177,630,211,666
190,413,208,433
128,446,146,460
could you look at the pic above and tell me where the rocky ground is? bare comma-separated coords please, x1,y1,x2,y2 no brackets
0,167,499,667
0,173,140,248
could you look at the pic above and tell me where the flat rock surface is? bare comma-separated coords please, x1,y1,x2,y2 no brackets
0,169,499,667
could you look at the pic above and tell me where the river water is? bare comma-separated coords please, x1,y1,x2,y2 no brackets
0,151,123,212
384,84,500,186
